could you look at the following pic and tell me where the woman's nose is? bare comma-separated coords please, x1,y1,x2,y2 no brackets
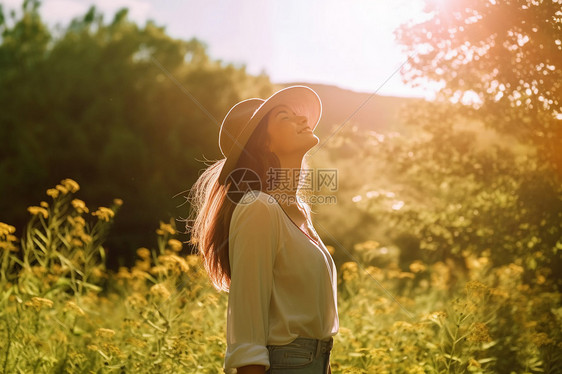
296,115,308,124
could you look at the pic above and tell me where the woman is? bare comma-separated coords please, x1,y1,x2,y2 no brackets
188,86,339,374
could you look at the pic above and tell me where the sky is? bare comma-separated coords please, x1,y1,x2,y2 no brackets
3,0,435,98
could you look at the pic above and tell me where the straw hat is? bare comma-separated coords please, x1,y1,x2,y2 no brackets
218,85,322,185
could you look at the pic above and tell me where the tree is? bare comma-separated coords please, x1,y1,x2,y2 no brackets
0,1,274,266
395,0,562,174
383,0,562,290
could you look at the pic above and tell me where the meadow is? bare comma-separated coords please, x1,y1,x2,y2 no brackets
1,1,561,372
1,179,560,373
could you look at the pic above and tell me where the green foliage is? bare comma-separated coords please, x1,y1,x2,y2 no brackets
311,0,562,291
0,180,226,372
0,1,275,262
1,180,561,373
313,110,562,292
395,0,562,173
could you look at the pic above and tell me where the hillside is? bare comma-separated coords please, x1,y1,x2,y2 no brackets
275,82,423,137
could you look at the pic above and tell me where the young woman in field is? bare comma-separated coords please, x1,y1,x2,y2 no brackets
188,86,339,374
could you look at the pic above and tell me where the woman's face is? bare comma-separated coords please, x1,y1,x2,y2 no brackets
266,105,319,158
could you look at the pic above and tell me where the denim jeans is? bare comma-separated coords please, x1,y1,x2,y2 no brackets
265,336,333,374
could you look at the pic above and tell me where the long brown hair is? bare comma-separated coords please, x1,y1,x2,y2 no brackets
187,109,313,292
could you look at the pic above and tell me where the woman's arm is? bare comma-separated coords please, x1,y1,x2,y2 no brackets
224,196,279,371
237,365,266,374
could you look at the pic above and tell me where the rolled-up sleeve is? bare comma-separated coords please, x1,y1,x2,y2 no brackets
224,197,279,372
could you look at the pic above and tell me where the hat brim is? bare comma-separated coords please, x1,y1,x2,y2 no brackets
218,85,322,186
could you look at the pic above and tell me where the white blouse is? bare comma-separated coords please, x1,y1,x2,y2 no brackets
223,190,339,373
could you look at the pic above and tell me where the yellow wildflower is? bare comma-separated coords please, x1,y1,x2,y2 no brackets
150,265,168,276
0,240,18,252
92,207,115,222
27,206,48,219
168,239,183,252
61,178,80,193
51,264,66,275
95,328,116,339
0,222,16,238
137,247,151,259
409,260,426,273
392,320,414,331
74,216,86,227
342,261,358,272
531,332,554,347
0,241,17,252
186,254,200,267
477,256,489,266
424,311,447,323
46,188,59,198
150,283,171,300
25,297,54,311
131,268,149,279
536,274,546,284
489,287,509,299
342,261,358,282
91,266,105,279
32,265,47,277
40,201,49,208
80,233,92,244
101,342,124,357
387,269,401,279
325,245,335,255
365,266,384,281
126,337,147,348
159,254,189,272
524,321,538,328
156,222,176,236
508,263,524,275
87,344,99,351
126,293,148,308
113,198,123,206
134,258,151,271
172,334,190,355
467,322,491,343
116,267,132,280
71,199,89,214
398,271,415,279
405,365,425,374
55,184,69,195
122,318,140,329
65,301,86,317
465,280,489,299
354,240,379,251
54,330,68,344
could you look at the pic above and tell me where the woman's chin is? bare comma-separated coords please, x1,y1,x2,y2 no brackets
303,136,320,152
308,134,320,146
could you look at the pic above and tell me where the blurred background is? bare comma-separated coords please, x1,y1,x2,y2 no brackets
0,0,560,290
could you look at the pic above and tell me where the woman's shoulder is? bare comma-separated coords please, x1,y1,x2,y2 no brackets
232,190,280,221
229,191,282,250
239,190,277,205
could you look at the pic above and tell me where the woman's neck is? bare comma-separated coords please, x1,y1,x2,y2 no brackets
266,153,305,201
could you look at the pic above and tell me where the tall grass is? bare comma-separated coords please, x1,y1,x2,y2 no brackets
0,180,560,373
